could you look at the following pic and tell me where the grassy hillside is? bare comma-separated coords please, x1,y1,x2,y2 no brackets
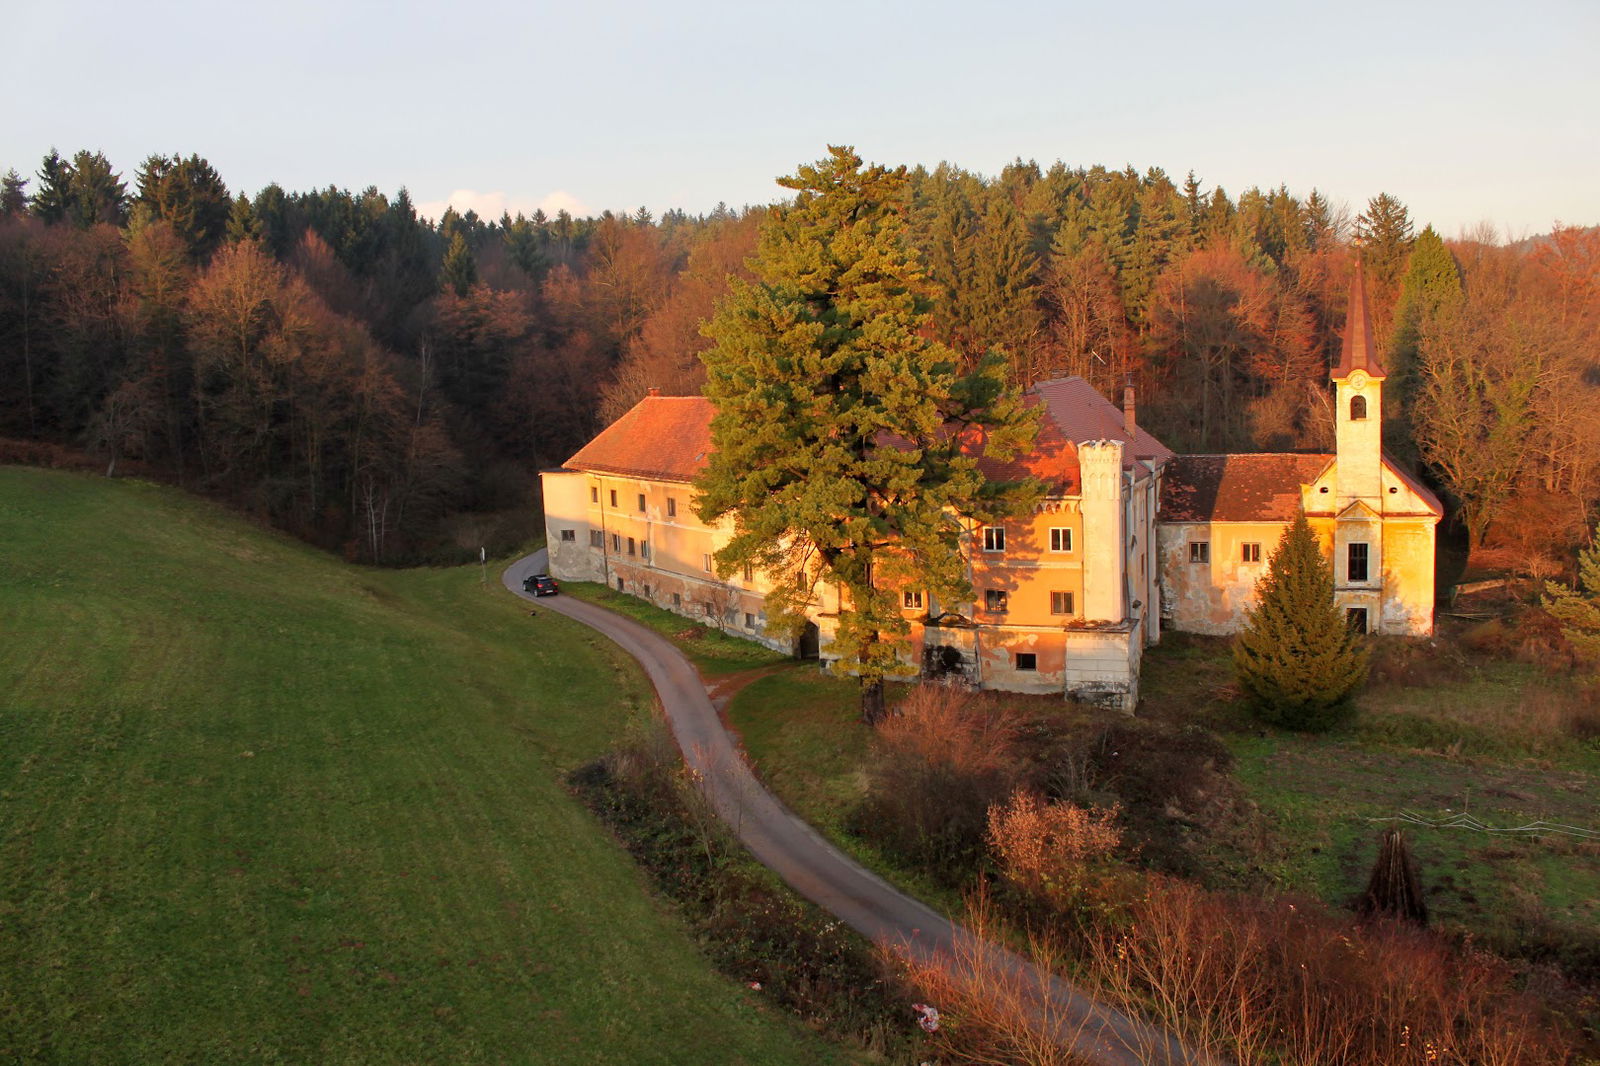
0,467,846,1065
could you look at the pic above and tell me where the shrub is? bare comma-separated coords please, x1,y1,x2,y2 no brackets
1233,512,1368,731
851,685,1025,883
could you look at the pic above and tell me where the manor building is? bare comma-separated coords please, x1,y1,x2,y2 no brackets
540,268,1440,711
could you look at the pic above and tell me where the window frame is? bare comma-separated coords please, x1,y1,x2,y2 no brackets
1348,542,1370,583
1350,394,1368,421
1049,590,1074,616
560,528,576,542
667,497,677,518
1049,527,1074,552
981,526,1006,553
1241,542,1261,564
984,588,1008,613
903,589,924,610
1015,652,1037,671
1189,541,1210,564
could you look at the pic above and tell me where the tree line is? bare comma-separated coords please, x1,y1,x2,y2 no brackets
1,148,1595,567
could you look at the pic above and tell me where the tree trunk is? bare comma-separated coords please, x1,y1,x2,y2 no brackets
859,677,886,726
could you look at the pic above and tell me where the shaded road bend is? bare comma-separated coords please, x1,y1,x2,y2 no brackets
507,549,1213,1066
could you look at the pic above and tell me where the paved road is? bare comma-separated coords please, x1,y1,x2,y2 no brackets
506,550,1210,1066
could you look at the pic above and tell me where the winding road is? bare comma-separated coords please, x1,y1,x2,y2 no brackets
506,549,1208,1066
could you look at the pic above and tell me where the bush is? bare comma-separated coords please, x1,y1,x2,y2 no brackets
850,685,1025,884
570,729,914,1053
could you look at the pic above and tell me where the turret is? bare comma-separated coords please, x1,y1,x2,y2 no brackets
1079,439,1126,623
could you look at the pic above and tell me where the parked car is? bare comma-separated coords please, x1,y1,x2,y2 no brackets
524,573,559,596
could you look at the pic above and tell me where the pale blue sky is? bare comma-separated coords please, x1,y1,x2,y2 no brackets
6,0,1595,237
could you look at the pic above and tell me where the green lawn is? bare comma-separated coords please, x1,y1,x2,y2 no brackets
560,580,788,676
0,467,850,1065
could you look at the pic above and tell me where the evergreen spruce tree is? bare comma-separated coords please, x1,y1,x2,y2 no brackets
31,149,72,223
1233,512,1368,730
1,169,28,216
1542,523,1600,665
225,193,263,244
439,232,477,296
695,146,1038,723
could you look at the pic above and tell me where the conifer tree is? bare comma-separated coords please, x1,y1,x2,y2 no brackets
225,193,262,244
696,146,1038,723
1542,523,1600,665
1233,512,1367,730
1388,225,1463,423
1,169,27,216
439,232,477,295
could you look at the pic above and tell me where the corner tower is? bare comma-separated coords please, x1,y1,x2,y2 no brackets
1331,260,1385,506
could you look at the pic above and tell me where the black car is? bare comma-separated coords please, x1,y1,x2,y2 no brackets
523,573,559,596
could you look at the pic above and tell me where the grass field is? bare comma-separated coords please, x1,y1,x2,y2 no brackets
0,467,849,1065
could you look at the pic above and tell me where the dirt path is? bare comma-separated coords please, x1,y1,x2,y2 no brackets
506,550,1211,1066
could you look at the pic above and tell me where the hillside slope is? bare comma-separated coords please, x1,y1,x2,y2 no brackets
0,467,844,1065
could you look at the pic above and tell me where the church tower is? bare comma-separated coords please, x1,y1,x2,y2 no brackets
1331,259,1385,507
1329,260,1387,632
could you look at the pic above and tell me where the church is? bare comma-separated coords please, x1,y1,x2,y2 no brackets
540,267,1441,711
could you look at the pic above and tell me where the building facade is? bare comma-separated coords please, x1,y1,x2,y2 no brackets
541,267,1440,710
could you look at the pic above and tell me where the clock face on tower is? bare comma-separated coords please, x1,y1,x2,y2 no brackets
1348,370,1369,390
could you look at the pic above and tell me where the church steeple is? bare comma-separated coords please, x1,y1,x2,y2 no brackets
1332,258,1386,382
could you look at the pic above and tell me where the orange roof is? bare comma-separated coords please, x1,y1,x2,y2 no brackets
1161,454,1333,522
1332,259,1386,380
564,396,714,482
562,377,1174,498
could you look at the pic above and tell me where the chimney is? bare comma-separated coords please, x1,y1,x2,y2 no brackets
647,387,661,397
1122,378,1136,438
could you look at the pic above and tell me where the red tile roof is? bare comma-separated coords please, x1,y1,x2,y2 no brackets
1161,454,1333,522
563,377,1174,498
563,396,714,482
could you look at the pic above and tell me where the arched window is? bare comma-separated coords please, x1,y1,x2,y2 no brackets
1350,394,1368,421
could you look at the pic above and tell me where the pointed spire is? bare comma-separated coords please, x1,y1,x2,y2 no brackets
1333,257,1385,380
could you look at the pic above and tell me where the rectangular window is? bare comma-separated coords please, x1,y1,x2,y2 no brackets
984,589,1008,613
702,553,713,573
667,497,677,518
1015,653,1037,671
609,489,617,507
637,493,646,513
589,530,603,548
743,563,754,583
641,541,649,559
1348,542,1369,583
611,533,620,553
1189,542,1210,564
590,486,598,503
560,529,576,542
903,589,924,610
1049,527,1073,552
672,592,682,607
982,526,1006,552
1242,542,1261,563
741,612,753,629
627,537,636,556
1347,607,1369,633
1050,591,1074,616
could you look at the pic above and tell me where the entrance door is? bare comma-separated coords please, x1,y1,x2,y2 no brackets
796,621,821,660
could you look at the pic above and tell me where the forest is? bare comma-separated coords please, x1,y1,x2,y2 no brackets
0,148,1595,571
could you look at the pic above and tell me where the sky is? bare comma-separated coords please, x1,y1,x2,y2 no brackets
6,0,1596,239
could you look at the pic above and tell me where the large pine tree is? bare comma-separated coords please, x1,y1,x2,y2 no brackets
1233,512,1368,730
695,146,1037,722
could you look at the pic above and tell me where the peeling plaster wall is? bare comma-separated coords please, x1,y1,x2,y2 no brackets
1157,521,1285,634
1379,519,1436,634
1061,627,1139,712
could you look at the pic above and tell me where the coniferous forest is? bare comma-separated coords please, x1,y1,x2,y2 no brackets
1,149,1596,570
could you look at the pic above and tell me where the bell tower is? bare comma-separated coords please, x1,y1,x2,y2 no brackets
1332,260,1385,507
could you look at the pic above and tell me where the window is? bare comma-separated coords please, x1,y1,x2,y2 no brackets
637,493,646,512
672,592,682,607
1049,527,1073,552
1189,542,1210,564
609,489,617,507
1347,607,1368,634
589,530,603,547
903,589,924,610
1050,591,1074,616
641,541,649,559
611,533,620,553
616,577,624,591
1348,542,1369,582
641,584,650,598
984,589,1008,613
1241,542,1261,563
1350,395,1368,421
590,486,598,503
982,526,1006,552
742,563,754,583
560,529,576,542
626,537,636,556
703,553,713,573
667,497,677,518
1015,653,1037,671
744,612,756,629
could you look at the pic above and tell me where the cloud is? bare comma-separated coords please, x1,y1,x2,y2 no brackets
415,188,591,223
